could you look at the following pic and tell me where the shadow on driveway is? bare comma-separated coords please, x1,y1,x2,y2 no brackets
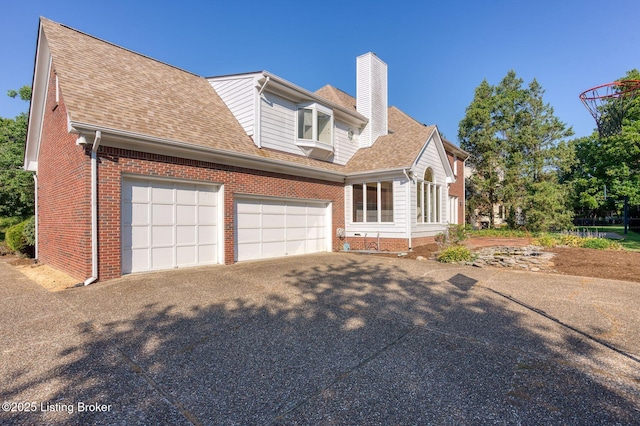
1,254,639,424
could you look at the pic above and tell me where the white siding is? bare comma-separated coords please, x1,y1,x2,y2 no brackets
259,93,299,155
333,120,359,165
209,76,255,137
411,136,450,238
357,53,388,148
344,178,407,239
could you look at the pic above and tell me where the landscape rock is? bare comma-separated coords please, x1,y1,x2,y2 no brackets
471,245,556,272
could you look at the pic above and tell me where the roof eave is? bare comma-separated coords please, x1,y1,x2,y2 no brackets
69,121,347,183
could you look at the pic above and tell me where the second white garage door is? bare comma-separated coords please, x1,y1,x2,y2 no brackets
236,198,330,261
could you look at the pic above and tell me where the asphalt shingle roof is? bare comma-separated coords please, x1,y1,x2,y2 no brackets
41,17,449,175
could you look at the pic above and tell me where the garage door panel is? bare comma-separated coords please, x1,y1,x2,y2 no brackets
127,226,148,247
262,214,286,228
122,178,219,274
177,226,196,245
262,228,285,242
176,246,196,266
306,227,323,239
152,185,174,203
198,190,217,206
236,198,328,261
237,242,261,261
199,226,216,244
286,240,306,255
177,205,196,225
125,184,149,202
130,204,149,225
262,241,286,257
198,206,217,225
286,214,306,227
286,227,307,240
176,187,196,204
128,248,149,272
262,203,285,214
152,247,173,269
152,225,174,246
152,204,174,225
286,204,307,215
199,245,216,263
237,200,261,213
237,228,259,244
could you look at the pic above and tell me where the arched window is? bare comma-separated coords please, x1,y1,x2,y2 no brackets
416,168,441,223
424,168,433,182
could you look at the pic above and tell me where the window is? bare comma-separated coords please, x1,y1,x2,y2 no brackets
416,168,441,224
296,103,333,145
449,196,459,224
352,181,394,223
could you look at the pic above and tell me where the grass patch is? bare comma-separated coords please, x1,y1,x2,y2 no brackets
467,228,535,238
533,233,623,250
573,225,640,251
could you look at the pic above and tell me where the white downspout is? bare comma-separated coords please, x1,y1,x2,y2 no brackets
33,174,38,259
84,130,101,286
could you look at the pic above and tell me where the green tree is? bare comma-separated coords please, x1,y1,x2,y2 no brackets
459,72,574,231
0,86,34,218
567,69,640,221
459,79,504,227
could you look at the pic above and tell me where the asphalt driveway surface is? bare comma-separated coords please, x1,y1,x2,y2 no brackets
1,253,639,424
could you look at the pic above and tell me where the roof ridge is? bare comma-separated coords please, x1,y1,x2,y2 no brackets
388,105,432,128
40,16,202,79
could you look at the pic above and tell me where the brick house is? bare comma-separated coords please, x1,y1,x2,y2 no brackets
25,18,468,283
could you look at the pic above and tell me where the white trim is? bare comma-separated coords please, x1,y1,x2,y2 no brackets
68,122,346,183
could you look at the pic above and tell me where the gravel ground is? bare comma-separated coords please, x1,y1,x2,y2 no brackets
1,253,639,424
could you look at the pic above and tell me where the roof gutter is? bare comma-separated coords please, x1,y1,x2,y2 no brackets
68,122,347,182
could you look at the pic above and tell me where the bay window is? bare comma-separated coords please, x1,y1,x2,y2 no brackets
352,181,394,223
296,103,333,145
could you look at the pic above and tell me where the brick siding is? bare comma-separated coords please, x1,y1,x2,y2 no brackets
446,151,465,225
96,147,345,280
37,68,92,281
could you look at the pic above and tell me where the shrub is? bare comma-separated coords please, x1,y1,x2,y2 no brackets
437,245,473,263
5,220,28,253
557,234,583,247
0,216,23,231
5,218,35,256
23,216,36,246
533,234,558,248
580,238,621,250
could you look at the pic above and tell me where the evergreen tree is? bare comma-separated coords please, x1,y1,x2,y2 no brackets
459,72,574,231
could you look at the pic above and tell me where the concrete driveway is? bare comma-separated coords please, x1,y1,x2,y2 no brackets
1,253,639,425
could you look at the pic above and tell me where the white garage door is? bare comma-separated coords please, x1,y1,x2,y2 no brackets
236,198,329,261
122,178,219,274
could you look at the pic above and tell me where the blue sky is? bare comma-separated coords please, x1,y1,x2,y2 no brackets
1,0,638,142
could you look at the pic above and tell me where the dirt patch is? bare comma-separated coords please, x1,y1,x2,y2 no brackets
9,258,80,292
549,246,640,283
392,237,640,284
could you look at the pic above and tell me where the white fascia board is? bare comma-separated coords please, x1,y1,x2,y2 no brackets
24,24,51,172
345,168,406,183
69,122,347,183
411,126,455,182
258,72,368,126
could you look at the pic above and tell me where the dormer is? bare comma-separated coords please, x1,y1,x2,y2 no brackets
295,101,334,160
208,71,367,164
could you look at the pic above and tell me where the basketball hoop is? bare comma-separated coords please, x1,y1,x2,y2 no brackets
579,80,640,137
